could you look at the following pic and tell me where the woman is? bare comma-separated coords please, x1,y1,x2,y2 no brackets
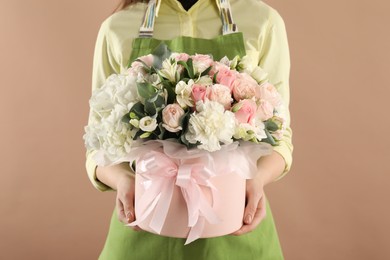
85,0,293,259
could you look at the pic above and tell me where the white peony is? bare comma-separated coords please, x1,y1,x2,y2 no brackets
185,100,236,152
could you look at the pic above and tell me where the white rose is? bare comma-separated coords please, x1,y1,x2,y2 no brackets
139,116,158,132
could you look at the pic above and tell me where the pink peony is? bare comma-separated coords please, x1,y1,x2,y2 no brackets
232,73,258,101
256,82,282,107
208,84,233,109
191,84,208,104
232,99,257,124
162,104,185,132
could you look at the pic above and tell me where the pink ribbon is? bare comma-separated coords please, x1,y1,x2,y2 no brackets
127,149,221,244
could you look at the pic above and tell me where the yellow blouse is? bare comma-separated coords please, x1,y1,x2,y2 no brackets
86,0,293,191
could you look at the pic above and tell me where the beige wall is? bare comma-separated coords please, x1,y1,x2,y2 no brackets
0,0,389,259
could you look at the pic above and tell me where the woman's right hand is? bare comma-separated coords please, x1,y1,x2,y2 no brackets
96,163,141,231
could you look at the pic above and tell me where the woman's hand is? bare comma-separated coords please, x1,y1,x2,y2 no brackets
96,163,141,231
232,151,286,235
232,174,267,236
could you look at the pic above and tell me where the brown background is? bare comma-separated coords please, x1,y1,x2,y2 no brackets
0,0,389,259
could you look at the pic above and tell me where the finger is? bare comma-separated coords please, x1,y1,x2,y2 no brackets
121,191,136,223
231,196,267,236
116,197,127,223
243,189,262,225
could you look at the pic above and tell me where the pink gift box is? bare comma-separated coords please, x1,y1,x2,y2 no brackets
125,140,271,244
135,171,246,239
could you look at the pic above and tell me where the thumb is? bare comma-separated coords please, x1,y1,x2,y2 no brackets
243,192,262,225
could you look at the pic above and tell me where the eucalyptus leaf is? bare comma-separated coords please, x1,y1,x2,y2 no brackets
263,129,277,146
152,43,172,69
265,120,279,132
129,102,145,118
137,82,156,99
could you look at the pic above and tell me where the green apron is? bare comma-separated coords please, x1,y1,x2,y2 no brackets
99,1,284,259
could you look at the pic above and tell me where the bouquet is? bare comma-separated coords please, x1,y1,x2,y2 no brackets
83,44,286,244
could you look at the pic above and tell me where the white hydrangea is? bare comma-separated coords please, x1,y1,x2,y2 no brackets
83,73,140,163
185,100,236,152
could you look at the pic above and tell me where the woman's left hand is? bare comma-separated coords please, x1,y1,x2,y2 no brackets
231,174,267,236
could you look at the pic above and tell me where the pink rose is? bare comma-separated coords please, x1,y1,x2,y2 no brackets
191,84,208,104
257,99,274,121
208,84,233,109
211,62,238,91
256,82,282,107
232,73,258,101
162,104,185,132
232,99,257,124
172,53,190,62
128,54,154,76
191,54,214,74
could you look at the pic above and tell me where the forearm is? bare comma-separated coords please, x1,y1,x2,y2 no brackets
256,150,286,186
96,162,134,191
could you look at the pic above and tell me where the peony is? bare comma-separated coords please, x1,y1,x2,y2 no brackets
256,82,282,107
139,116,158,132
175,80,194,108
232,99,257,125
208,84,233,109
162,104,185,132
231,73,258,101
191,84,208,104
191,54,213,74
185,100,236,152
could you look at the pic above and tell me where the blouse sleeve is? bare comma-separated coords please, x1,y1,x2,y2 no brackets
85,20,120,192
258,9,293,181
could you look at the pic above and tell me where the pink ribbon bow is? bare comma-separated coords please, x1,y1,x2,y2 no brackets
127,149,221,244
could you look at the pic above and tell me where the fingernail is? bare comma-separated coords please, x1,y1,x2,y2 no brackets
126,212,134,222
244,215,252,224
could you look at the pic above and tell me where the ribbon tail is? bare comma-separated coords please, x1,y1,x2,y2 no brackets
185,217,205,245
149,180,175,234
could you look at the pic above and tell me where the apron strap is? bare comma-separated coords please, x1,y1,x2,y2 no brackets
218,0,239,35
139,0,158,38
138,0,238,38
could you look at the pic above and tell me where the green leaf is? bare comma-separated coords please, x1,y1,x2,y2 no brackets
265,120,279,132
263,129,277,146
145,92,165,116
129,102,145,118
200,66,212,77
213,71,219,84
187,58,194,78
137,82,156,99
